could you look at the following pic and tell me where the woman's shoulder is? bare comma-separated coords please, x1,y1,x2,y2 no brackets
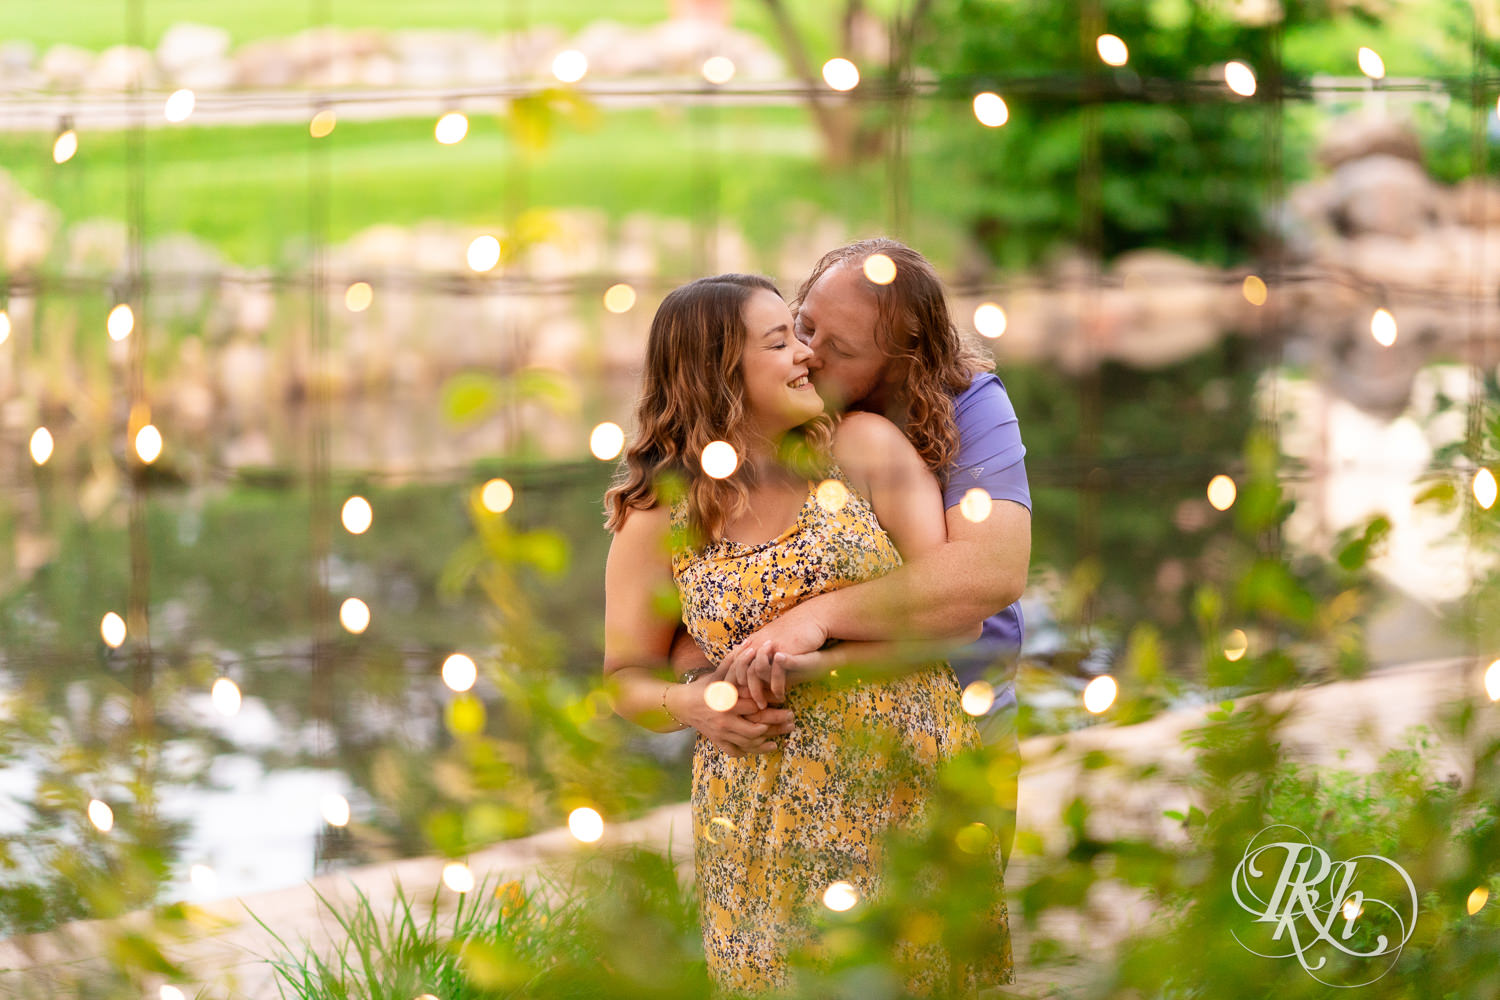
611,502,671,544
832,410,907,452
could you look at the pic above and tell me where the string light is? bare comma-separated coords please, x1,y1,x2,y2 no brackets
107,303,134,341
959,488,992,523
974,303,1007,338
211,677,242,716
568,807,604,843
435,111,469,144
700,441,738,479
344,281,373,312
590,422,624,460
1484,659,1500,702
442,653,477,692
822,881,858,911
135,424,163,464
552,50,588,83
29,427,54,465
1206,474,1237,511
1471,468,1495,510
1242,275,1267,306
466,235,501,273
442,861,474,893
1224,628,1248,662
87,799,114,832
0,310,10,344
822,58,859,91
340,597,371,634
702,56,735,84
341,496,373,534
1357,47,1385,80
1224,61,1257,97
972,92,1008,127
190,864,217,891
1083,675,1118,714
1096,34,1129,67
100,611,126,648
481,478,514,513
1469,886,1490,915
160,987,187,1000
321,793,351,827
1370,308,1397,346
862,253,897,285
309,108,336,138
164,88,195,122
816,478,849,513
704,681,738,712
603,283,637,313
53,125,78,164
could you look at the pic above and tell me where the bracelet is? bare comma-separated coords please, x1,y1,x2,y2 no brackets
679,665,715,685
661,682,689,732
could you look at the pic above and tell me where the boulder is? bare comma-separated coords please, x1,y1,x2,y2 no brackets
85,45,160,92
39,44,94,91
155,23,231,77
1317,113,1424,171
1328,154,1443,238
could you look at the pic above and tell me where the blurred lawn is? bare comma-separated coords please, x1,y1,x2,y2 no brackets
0,107,904,267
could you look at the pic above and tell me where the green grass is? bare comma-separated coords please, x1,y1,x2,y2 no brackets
0,106,892,267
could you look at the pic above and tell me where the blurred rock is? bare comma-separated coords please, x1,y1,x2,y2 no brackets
156,23,231,82
86,45,160,92
64,219,129,277
1317,113,1424,171
1328,154,1442,238
40,44,93,91
1450,176,1500,227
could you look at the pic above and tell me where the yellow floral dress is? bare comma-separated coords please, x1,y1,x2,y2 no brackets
671,471,1013,996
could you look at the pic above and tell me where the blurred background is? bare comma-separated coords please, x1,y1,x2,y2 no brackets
0,0,1497,991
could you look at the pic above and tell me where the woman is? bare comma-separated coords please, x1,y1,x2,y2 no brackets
602,274,1012,995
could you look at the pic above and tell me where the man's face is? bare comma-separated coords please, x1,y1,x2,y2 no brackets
795,263,892,413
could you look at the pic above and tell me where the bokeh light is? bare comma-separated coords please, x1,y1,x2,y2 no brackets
1472,468,1496,510
704,680,738,712
321,793,351,827
1096,34,1129,67
164,88,195,122
702,55,735,84
1370,308,1397,346
442,861,474,893
467,235,501,273
53,129,78,164
442,653,478,692
107,303,134,341
816,478,850,513
1468,886,1490,915
569,806,604,843
1484,659,1500,702
341,495,373,534
1224,628,1249,662
590,422,625,460
822,58,859,91
552,50,588,83
701,441,739,479
345,281,373,312
862,253,897,285
822,880,858,911
309,109,336,138
434,111,469,144
603,283,637,313
30,427,54,465
100,611,126,648
1206,474,1237,511
135,424,163,464
340,597,371,634
211,677,242,716
974,303,1007,338
1342,898,1362,921
160,987,186,1000
0,310,10,344
190,864,217,891
1083,675,1118,714
961,680,995,716
481,478,515,513
87,799,114,832
955,821,993,854
960,488,993,523
1242,275,1267,306
1357,46,1385,80
972,92,1008,127
1224,61,1257,97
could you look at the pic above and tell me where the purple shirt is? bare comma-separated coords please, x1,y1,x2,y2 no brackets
941,373,1030,712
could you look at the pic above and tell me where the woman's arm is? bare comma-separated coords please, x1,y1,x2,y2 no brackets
603,505,784,753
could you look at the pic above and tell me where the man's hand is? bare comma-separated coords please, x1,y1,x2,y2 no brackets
722,638,833,710
670,663,794,757
722,601,829,703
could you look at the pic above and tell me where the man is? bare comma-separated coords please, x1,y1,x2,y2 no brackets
722,237,1032,868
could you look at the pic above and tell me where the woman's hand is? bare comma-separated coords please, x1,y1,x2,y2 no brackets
667,668,794,757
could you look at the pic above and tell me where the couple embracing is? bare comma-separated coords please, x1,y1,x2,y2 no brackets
602,238,1030,996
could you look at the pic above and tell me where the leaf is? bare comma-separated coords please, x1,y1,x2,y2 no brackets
440,372,505,426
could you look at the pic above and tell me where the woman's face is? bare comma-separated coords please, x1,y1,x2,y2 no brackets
739,288,823,436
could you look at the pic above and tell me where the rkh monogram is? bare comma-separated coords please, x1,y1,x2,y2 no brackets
1230,825,1418,987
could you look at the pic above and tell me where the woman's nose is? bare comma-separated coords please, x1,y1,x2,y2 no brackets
794,339,815,366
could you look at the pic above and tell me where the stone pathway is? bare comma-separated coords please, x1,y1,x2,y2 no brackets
1,655,1489,999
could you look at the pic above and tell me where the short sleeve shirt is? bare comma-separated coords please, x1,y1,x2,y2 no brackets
943,373,1029,711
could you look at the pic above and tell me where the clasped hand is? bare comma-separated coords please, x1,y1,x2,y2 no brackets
681,662,794,758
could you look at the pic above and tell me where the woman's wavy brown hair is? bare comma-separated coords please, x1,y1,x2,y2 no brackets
793,237,990,475
604,274,833,543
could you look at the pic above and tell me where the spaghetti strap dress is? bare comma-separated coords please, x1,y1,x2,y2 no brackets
670,469,1014,996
